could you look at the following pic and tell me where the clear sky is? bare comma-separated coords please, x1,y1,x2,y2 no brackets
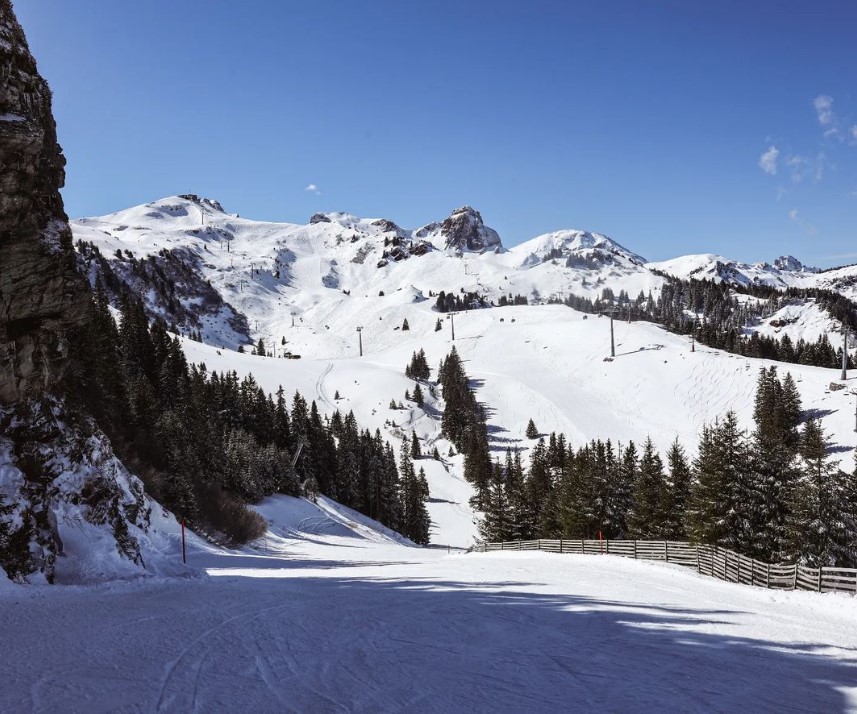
15,0,857,265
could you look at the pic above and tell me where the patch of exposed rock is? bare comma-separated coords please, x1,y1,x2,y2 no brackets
0,0,90,403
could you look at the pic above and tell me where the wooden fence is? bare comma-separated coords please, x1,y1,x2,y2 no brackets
472,539,857,595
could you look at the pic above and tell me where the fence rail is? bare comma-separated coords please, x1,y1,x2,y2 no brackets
472,539,857,595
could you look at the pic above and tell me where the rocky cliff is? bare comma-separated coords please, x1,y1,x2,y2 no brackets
0,0,90,403
0,1,178,585
416,206,503,253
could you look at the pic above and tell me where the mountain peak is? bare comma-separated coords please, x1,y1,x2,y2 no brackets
514,229,646,269
176,194,225,213
773,255,817,273
420,205,503,253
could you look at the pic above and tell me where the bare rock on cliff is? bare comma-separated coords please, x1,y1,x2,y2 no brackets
0,0,90,403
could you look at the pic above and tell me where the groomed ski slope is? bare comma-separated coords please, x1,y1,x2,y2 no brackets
2,503,856,713
179,302,857,548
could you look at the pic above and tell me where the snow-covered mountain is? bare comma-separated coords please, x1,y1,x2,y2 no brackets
66,195,857,550
71,194,857,361
71,195,668,353
647,253,821,288
513,228,646,269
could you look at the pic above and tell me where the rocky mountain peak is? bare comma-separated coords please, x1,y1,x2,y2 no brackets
435,206,503,253
177,194,225,213
773,255,817,273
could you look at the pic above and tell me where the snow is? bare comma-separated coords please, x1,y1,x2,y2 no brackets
65,196,857,550
513,227,647,267
2,528,856,712
0,113,25,122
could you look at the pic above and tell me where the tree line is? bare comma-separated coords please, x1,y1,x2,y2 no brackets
550,276,857,370
479,367,857,568
63,287,430,544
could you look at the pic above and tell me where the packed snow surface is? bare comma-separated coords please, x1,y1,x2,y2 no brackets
175,301,857,552
2,509,856,712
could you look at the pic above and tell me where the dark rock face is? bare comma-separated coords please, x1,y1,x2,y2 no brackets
0,0,90,403
438,206,502,253
773,255,817,273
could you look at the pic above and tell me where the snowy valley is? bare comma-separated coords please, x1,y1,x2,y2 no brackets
4,0,857,709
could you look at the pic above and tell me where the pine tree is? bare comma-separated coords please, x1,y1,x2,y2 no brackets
686,412,751,551
413,383,424,405
629,438,666,538
402,318,410,331
400,440,430,544
505,449,533,540
526,438,552,529
747,367,800,560
786,419,856,566
525,419,539,439
411,431,421,459
435,318,442,332
661,438,691,539
480,460,511,541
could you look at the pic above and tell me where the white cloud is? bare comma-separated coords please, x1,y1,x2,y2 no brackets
788,208,817,237
814,152,826,182
304,183,321,195
758,145,779,175
784,152,825,183
814,94,834,125
850,125,857,143
776,186,787,201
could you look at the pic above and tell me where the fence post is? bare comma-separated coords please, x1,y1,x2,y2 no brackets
559,539,563,554
695,546,700,574
664,541,669,562
792,565,797,590
633,540,637,559
538,540,542,551
817,568,823,593
766,563,770,589
606,538,610,555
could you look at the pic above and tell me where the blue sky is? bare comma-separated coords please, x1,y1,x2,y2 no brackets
16,0,857,265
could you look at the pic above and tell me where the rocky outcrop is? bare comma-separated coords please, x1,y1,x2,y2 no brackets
0,0,90,403
417,206,503,253
773,255,817,273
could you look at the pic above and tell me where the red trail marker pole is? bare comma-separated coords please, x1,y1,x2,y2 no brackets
181,518,187,565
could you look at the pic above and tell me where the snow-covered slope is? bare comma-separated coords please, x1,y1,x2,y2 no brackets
73,195,857,363
67,195,857,549
648,253,820,288
0,402,195,584
513,228,646,268
71,195,668,354
170,300,857,550
3,543,857,712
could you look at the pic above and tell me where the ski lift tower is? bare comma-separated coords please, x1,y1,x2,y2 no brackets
606,306,618,358
447,312,458,341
